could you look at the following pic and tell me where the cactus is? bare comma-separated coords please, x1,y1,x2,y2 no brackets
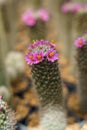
25,40,66,130
29,0,42,9
70,10,87,78
74,11,87,37
74,36,87,114
22,8,49,41
5,51,25,81
0,5,9,86
29,20,47,41
22,0,49,41
0,96,16,130
48,0,79,63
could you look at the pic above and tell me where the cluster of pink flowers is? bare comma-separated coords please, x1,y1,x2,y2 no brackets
25,40,59,65
61,2,81,13
74,37,86,48
21,9,50,26
61,2,87,13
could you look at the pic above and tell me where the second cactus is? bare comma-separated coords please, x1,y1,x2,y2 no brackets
74,36,87,114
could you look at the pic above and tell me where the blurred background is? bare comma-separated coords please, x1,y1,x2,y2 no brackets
0,0,87,130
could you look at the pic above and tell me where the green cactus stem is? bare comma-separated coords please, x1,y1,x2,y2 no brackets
29,21,47,41
76,37,87,113
26,40,66,130
74,11,87,37
70,11,87,77
30,0,42,9
0,5,10,86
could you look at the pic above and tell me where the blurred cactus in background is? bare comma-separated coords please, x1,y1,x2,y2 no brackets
70,6,87,76
0,96,16,130
0,4,9,87
59,1,82,63
1,0,18,50
25,40,66,130
21,0,50,41
48,0,75,62
29,0,42,9
0,86,11,101
5,51,25,81
0,0,19,86
0,0,6,5
74,36,87,114
48,0,87,65
74,11,87,37
22,8,50,41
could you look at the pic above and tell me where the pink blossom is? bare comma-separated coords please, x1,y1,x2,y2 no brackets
84,4,87,8
34,40,41,46
46,49,59,62
29,44,36,50
35,51,44,64
61,3,69,13
21,9,36,26
0,95,2,99
72,3,82,13
38,9,49,22
25,40,59,65
0,105,2,110
49,42,56,48
25,53,36,65
34,40,49,46
74,37,86,48
61,2,82,13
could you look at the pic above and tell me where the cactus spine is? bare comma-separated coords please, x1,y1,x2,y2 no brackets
26,40,66,130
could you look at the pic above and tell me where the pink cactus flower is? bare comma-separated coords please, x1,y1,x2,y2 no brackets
34,40,41,46
72,3,82,13
38,9,49,22
74,37,86,48
0,105,2,110
49,42,56,48
61,3,69,13
21,9,36,26
35,51,44,64
29,44,36,50
26,40,59,65
25,53,36,65
0,95,2,99
61,2,82,13
46,49,59,62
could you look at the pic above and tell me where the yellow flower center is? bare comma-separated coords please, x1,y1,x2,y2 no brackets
29,55,34,60
78,40,83,45
37,54,42,60
49,52,54,57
